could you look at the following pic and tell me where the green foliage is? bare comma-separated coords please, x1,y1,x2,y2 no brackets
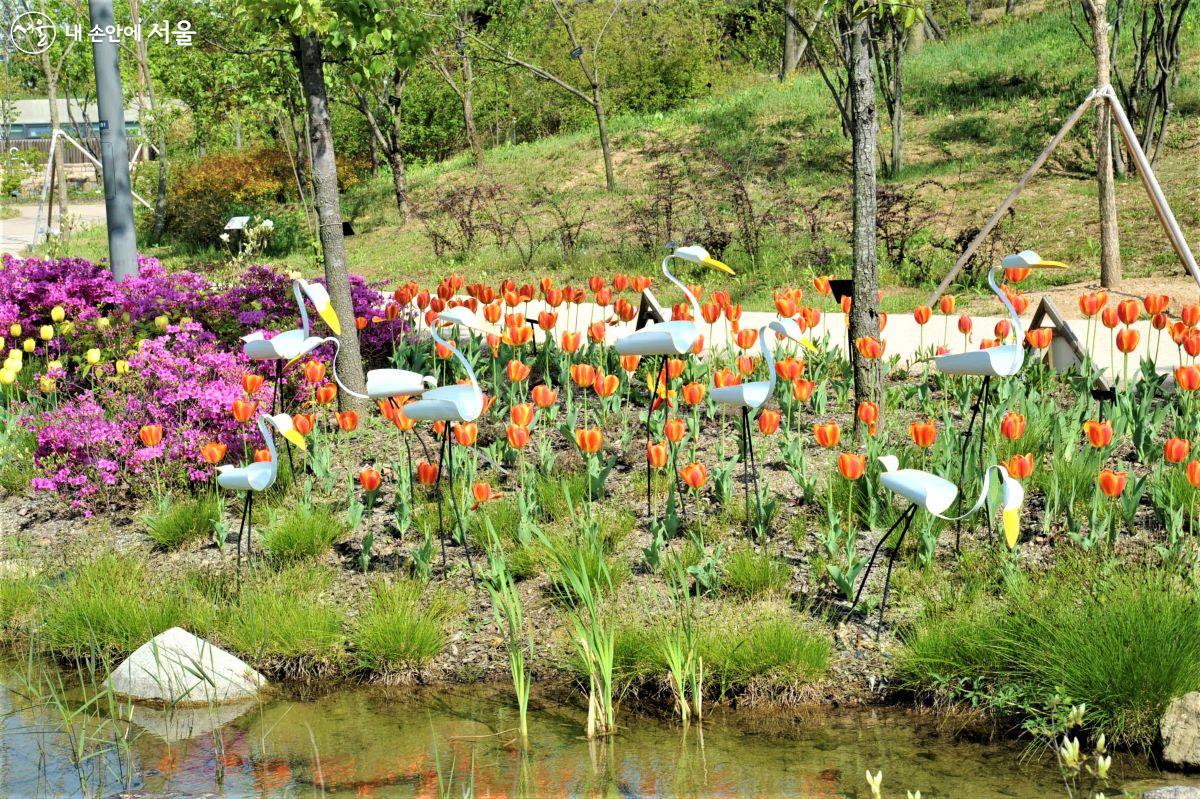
145,494,221,549
722,546,791,598
213,565,344,662
260,501,348,562
701,613,831,690
42,553,183,657
351,579,458,671
897,559,1200,746
0,576,41,635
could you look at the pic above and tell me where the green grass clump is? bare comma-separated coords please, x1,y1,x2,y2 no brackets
722,547,791,598
702,612,830,689
145,495,220,548
351,579,459,671
0,575,42,635
897,560,1200,747
214,565,343,663
534,473,589,521
42,553,183,657
260,502,347,562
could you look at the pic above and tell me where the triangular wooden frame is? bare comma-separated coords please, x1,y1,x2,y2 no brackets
926,87,1200,306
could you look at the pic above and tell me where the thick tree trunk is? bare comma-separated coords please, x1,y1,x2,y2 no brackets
40,55,68,217
592,88,616,192
458,15,485,168
781,0,801,79
1091,0,1122,288
293,33,367,410
847,17,881,414
388,145,410,223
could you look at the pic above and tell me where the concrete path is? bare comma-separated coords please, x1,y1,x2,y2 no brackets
0,202,106,256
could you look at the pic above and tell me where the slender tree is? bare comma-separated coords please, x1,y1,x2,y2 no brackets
1079,0,1122,288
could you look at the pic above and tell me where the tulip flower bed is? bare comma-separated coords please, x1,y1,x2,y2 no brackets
2,254,1200,746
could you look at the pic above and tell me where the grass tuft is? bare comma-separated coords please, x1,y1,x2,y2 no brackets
722,546,791,598
351,579,459,671
260,502,348,562
212,565,344,663
145,494,220,549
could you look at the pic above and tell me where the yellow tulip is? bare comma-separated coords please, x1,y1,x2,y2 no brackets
179,316,192,326
97,317,111,331
59,320,74,335
85,348,102,365
38,376,55,393
23,338,35,353
0,337,5,351
8,323,20,338
0,368,15,385
154,315,169,330
47,359,62,371
50,306,65,323
115,359,130,376
39,325,53,341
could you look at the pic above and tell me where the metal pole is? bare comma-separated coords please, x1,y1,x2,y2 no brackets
87,0,139,281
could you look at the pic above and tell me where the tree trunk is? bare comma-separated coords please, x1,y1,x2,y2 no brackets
388,145,410,222
40,54,68,217
847,17,881,414
458,15,485,167
293,33,367,410
592,87,616,192
889,37,904,176
781,0,801,79
1091,0,1122,288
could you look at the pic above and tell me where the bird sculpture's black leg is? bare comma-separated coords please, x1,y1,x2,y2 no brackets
645,355,660,523
748,410,763,536
246,492,255,564
435,426,449,572
236,491,249,576
955,375,989,553
878,509,917,629
445,425,478,586
741,408,752,536
851,505,917,613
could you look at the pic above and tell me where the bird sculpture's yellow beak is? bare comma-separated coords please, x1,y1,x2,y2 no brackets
799,337,817,353
703,256,735,275
1003,507,1020,549
1029,260,1069,270
283,428,308,452
317,303,342,335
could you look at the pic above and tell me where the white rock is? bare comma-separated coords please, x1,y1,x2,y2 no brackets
105,627,266,706
1144,789,1200,799
1163,692,1200,769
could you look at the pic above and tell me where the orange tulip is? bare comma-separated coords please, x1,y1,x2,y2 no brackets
315,384,337,404
1117,298,1141,325
336,410,359,432
1183,304,1200,327
242,372,265,395
909,420,937,449
1101,306,1120,329
594,373,620,397
1176,365,1200,392
507,424,530,450
1187,332,1200,358
575,428,603,454
813,274,832,296
994,319,1011,340
293,414,315,436
679,462,709,490
774,357,803,382
560,332,581,354
502,325,533,347
813,421,841,448
631,275,651,292
1084,419,1113,448
957,314,973,335
454,422,478,446
1188,460,1200,489
737,355,758,376
701,302,722,324
939,295,956,315
570,363,596,388
1153,312,1169,330
1165,437,1191,464
856,401,878,435
471,482,503,510
674,380,704,406
838,452,866,481
664,418,686,444
665,358,686,380
1144,293,1170,315
735,328,758,350
254,448,272,463
416,461,439,486
1116,327,1140,353
537,311,558,331
792,379,814,402
510,403,534,427
1005,453,1034,480
713,368,741,388
1098,468,1127,498
138,424,164,448
531,384,558,408
1078,291,1107,317
304,360,327,383
1000,411,1026,441
200,442,227,465
359,468,382,493
1025,328,1053,349
506,359,531,382
647,441,669,469
231,399,258,423
1004,266,1031,284
619,354,641,373
913,305,932,325
758,409,781,435
612,273,630,292
855,336,884,360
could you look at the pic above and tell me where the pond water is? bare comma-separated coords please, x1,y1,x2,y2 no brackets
0,670,1191,799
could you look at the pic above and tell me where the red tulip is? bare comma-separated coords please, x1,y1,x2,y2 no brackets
1000,411,1026,441
837,453,866,481
1176,365,1200,392
1098,468,1127,498
139,424,164,448
1187,460,1200,489
1165,437,1191,464
1005,453,1034,480
358,468,382,492
416,461,439,486
758,409,781,435
909,420,937,449
1084,419,1113,448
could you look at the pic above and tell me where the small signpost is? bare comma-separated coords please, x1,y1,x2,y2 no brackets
635,289,666,330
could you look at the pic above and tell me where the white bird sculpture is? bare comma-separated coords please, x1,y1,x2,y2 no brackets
242,276,343,413
615,244,735,519
932,250,1063,549
298,337,436,402
852,456,1025,625
404,306,490,581
216,413,307,571
710,317,806,531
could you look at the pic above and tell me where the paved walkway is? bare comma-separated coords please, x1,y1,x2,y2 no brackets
0,202,106,255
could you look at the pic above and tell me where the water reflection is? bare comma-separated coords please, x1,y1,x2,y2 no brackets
0,672,1193,798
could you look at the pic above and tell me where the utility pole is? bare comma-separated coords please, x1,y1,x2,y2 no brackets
88,0,139,280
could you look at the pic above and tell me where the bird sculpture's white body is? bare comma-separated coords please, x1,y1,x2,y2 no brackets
242,279,341,362
404,307,486,424
615,245,734,358
711,318,805,410
933,250,1064,377
215,414,306,492
306,336,436,402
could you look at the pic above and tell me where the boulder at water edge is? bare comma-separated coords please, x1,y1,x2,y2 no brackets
1144,789,1200,799
105,627,267,706
1163,693,1200,770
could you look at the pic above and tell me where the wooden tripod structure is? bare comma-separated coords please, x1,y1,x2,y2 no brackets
925,86,1200,307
